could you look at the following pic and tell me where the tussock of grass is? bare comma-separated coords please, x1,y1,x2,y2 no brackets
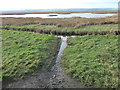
2,30,59,80
61,35,118,88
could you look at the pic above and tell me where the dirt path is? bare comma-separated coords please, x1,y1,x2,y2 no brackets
3,36,86,88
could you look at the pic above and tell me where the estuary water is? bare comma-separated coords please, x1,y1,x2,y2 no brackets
0,13,116,18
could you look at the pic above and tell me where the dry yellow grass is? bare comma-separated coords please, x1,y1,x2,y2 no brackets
1,14,118,28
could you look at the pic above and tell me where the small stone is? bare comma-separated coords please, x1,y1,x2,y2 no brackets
52,82,56,85
45,85,49,88
58,80,62,83
53,75,56,78
40,84,44,87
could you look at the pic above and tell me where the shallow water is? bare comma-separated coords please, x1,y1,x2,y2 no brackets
54,36,68,66
0,13,116,18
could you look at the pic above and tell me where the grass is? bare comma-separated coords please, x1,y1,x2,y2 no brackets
1,23,119,87
61,35,119,88
4,24,39,29
73,24,118,31
3,24,118,32
1,29,59,80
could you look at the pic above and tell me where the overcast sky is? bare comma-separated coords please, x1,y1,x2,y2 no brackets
0,0,119,10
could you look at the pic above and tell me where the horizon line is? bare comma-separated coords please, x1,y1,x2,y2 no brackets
0,8,118,11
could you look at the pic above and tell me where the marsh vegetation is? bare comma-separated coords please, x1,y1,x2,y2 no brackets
2,24,119,36
1,12,119,88
61,35,118,88
2,30,60,80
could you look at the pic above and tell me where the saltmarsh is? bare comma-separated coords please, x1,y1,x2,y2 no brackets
1,29,59,80
3,24,118,32
61,35,118,88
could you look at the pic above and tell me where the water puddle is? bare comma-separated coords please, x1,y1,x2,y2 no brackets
56,36,67,64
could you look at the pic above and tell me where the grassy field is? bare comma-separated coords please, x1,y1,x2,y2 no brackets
61,35,118,88
1,29,59,80
3,24,118,32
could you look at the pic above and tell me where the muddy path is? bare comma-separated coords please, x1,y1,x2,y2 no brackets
2,36,86,88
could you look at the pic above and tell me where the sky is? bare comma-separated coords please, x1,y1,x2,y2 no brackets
0,0,119,10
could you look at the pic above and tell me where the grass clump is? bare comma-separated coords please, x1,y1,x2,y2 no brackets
61,35,118,88
1,29,59,80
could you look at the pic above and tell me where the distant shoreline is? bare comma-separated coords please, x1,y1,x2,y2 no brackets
1,10,117,15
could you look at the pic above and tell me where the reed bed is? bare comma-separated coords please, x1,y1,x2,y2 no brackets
1,14,118,28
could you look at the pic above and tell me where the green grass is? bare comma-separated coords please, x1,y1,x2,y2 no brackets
61,35,118,88
3,24,118,32
1,29,59,80
74,24,118,31
4,24,39,29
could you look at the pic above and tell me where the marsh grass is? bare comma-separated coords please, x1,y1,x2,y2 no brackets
2,24,119,36
1,29,59,80
61,35,119,88
1,14,117,27
6,24,117,31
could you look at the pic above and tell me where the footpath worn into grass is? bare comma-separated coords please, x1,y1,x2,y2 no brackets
1,30,59,80
61,35,118,88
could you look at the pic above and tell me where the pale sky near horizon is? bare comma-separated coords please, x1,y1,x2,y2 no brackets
0,0,119,10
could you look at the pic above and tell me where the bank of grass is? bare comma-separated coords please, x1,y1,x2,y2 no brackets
3,24,118,32
1,29,59,80
61,35,118,88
